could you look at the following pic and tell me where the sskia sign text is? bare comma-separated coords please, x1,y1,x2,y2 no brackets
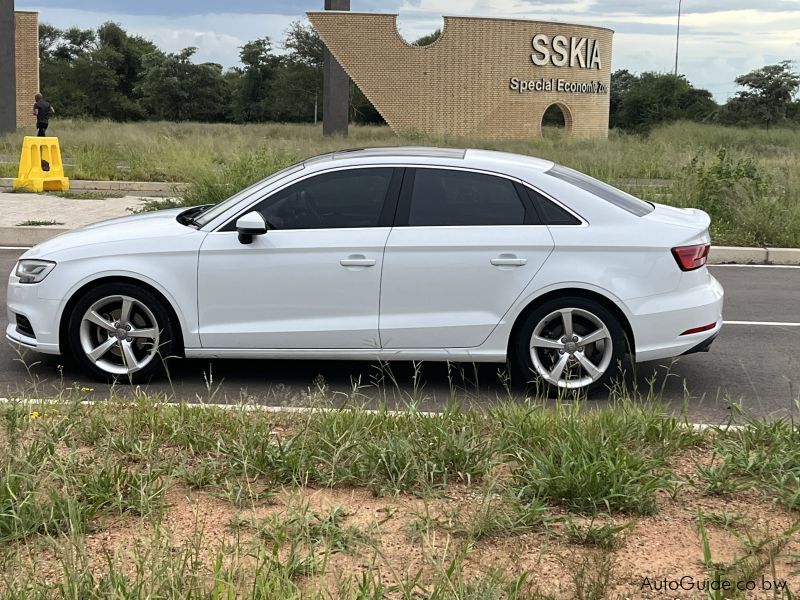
530,34,602,70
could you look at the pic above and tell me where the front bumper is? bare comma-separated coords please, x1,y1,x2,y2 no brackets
6,274,62,355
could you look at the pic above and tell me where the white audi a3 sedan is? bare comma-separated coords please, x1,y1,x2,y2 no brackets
7,148,723,393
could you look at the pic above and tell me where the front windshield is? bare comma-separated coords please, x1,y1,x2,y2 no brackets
193,162,305,228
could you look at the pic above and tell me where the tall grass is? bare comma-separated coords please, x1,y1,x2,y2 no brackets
2,119,798,246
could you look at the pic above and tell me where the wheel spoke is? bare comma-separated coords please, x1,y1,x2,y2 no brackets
85,310,115,332
119,298,133,324
119,340,139,371
560,309,574,338
87,337,117,363
580,328,609,346
549,353,570,381
128,327,157,340
574,352,602,380
531,335,563,350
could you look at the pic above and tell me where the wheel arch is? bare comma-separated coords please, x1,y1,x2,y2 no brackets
58,276,186,357
508,287,635,356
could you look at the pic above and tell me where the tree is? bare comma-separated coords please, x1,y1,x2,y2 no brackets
275,20,384,124
413,29,441,46
39,22,155,120
270,22,324,122
231,38,276,122
137,48,230,122
720,61,800,128
38,23,62,61
39,25,108,118
283,21,324,68
612,72,716,132
96,22,157,101
609,69,638,128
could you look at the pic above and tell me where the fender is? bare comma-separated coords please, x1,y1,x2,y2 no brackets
56,269,197,349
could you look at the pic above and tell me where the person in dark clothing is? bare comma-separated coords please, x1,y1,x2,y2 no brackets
33,93,55,137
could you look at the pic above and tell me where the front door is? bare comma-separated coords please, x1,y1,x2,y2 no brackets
197,167,398,349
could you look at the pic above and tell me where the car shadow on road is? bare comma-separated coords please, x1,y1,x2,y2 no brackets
3,346,769,424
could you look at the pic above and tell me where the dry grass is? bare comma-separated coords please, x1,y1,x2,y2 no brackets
2,119,799,246
1,119,796,184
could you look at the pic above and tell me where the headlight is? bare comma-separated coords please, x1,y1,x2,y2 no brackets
15,259,56,284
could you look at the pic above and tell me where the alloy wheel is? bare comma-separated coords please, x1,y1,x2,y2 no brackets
78,295,160,376
529,307,613,389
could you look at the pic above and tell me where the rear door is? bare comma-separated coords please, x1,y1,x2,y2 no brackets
379,167,554,349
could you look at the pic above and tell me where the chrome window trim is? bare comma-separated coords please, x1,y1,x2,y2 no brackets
205,162,588,233
209,164,399,233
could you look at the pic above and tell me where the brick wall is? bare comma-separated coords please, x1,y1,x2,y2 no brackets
307,12,613,139
15,10,39,128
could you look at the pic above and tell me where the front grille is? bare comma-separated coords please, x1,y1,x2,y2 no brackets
15,314,35,339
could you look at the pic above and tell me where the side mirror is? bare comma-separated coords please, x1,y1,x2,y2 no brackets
236,211,267,245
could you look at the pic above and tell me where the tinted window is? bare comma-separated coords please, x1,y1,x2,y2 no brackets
546,165,654,217
196,163,305,228
408,169,525,226
527,188,581,225
253,168,393,229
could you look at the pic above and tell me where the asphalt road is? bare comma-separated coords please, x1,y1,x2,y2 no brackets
1,248,798,423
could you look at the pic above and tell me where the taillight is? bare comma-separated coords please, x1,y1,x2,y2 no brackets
671,244,710,271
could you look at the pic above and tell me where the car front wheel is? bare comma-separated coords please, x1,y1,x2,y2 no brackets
67,283,177,382
512,296,626,395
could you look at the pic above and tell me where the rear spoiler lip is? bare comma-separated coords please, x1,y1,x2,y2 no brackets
643,203,711,232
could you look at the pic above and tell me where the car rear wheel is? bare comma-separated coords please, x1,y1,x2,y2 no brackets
511,296,626,395
67,283,177,382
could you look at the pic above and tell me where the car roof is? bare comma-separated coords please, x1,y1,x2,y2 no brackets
303,146,555,173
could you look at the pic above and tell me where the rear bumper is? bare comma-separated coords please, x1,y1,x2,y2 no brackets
681,331,718,356
627,270,724,363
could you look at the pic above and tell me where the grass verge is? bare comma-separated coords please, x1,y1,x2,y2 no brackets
0,389,798,598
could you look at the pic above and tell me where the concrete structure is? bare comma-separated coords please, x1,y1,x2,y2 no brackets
0,0,15,134
14,10,39,129
322,0,350,137
307,12,614,139
0,6,39,132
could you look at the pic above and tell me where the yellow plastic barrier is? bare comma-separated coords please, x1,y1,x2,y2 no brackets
12,136,70,192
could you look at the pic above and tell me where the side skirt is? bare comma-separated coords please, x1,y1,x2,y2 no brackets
184,348,508,363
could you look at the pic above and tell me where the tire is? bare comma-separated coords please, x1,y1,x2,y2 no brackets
510,296,627,396
67,282,178,383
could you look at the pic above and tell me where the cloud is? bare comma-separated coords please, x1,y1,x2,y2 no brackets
22,0,312,17
24,0,407,17
20,5,297,66
17,0,800,101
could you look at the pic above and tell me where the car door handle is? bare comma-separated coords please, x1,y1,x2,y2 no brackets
491,255,527,267
340,255,376,267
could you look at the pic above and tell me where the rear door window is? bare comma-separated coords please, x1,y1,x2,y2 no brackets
406,169,527,226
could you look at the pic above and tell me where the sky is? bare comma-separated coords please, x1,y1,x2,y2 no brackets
17,0,800,102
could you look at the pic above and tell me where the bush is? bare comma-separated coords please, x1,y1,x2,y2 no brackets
182,148,299,207
668,148,800,247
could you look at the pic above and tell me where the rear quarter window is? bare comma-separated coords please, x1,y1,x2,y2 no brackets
545,165,654,217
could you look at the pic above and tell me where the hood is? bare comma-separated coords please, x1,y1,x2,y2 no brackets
22,208,198,259
643,203,711,231
80,207,186,230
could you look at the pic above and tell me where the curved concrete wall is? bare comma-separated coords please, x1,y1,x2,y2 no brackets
307,12,613,139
